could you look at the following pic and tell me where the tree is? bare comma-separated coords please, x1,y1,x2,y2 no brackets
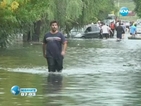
0,0,50,47
133,0,141,17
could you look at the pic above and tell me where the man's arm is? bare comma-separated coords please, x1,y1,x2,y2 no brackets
42,43,47,58
62,41,67,52
60,32,67,56
61,41,67,56
135,27,137,34
122,28,125,34
42,35,47,58
108,27,113,33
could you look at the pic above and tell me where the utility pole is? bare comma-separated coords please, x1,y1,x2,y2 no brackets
118,0,120,17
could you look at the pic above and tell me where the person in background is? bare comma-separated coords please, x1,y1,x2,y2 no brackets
109,21,116,38
130,24,137,38
116,22,125,41
121,23,126,39
42,20,67,72
97,21,102,29
116,20,120,27
101,23,112,39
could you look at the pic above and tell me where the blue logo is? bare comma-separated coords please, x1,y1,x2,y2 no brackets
11,85,37,96
119,7,129,16
11,85,20,95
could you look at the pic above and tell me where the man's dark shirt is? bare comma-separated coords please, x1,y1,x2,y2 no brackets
116,26,125,35
43,32,66,58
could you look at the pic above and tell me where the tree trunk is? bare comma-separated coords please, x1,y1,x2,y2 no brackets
23,31,30,42
23,33,27,42
32,20,42,42
65,24,71,38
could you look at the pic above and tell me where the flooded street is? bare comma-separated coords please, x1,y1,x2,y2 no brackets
0,33,141,106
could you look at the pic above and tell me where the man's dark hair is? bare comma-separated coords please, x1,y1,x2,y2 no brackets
50,20,59,26
134,24,137,26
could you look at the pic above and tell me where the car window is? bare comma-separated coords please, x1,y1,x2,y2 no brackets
85,27,92,32
92,26,99,31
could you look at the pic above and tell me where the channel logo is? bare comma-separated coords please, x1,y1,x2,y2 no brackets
11,85,37,96
119,7,129,16
11,85,20,95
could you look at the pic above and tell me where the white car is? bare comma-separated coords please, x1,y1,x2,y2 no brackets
136,19,141,24
69,28,84,38
75,33,83,38
136,24,141,34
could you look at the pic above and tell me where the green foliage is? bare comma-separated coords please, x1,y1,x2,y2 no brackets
133,0,141,17
66,0,83,20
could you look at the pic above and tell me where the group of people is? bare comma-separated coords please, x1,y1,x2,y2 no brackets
97,20,124,40
97,20,137,40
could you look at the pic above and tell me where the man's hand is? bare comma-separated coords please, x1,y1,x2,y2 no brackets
61,51,66,56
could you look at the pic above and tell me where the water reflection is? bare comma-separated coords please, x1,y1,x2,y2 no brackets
43,73,63,106
46,73,63,93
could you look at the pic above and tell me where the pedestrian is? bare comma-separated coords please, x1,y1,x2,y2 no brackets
116,23,125,40
101,23,112,39
121,23,126,39
97,21,102,29
109,21,116,37
42,20,67,72
129,24,137,38
115,20,120,27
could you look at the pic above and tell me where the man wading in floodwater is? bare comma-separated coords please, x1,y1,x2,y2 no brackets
116,23,125,41
42,20,67,72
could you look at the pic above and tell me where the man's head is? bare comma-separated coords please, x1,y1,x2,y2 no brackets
102,23,105,25
50,20,59,32
134,24,137,27
98,21,101,24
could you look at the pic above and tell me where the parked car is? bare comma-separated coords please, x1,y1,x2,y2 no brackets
82,24,101,38
136,23,141,34
136,19,141,24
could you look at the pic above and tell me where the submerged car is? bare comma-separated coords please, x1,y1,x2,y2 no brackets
82,24,101,38
69,28,84,38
